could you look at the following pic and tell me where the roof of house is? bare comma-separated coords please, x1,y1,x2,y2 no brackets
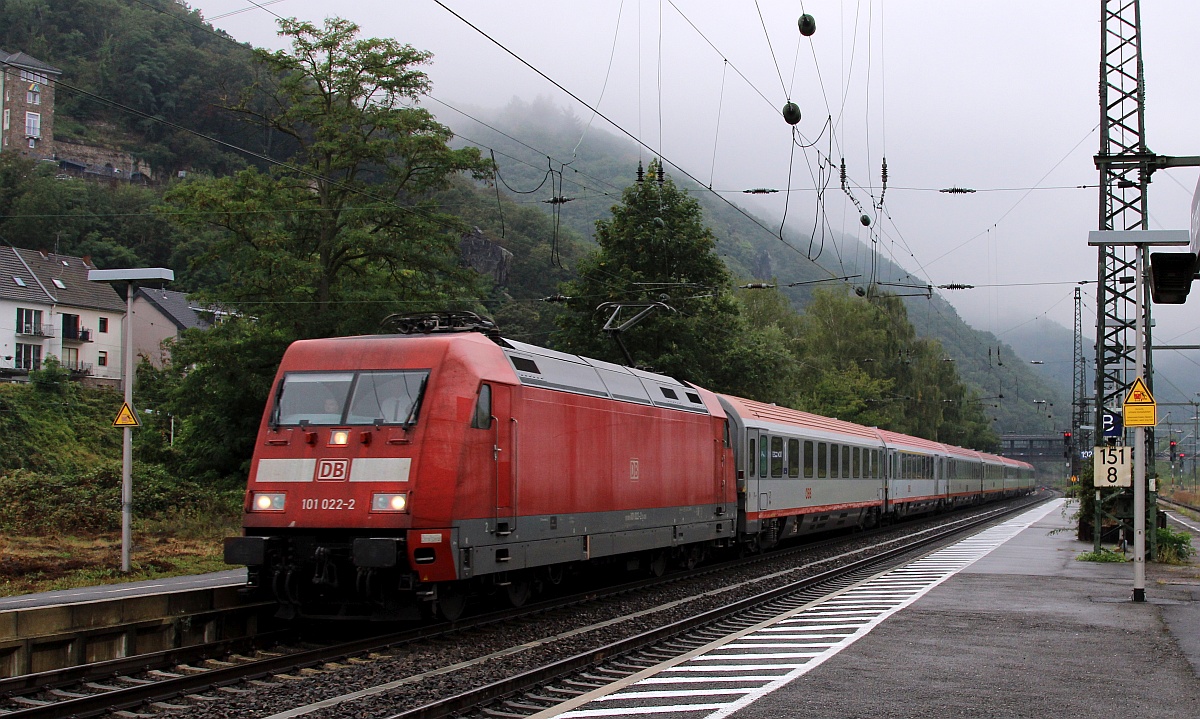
135,288,214,332
0,247,126,312
0,50,62,76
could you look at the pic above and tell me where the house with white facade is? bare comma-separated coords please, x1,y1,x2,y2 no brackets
0,247,127,387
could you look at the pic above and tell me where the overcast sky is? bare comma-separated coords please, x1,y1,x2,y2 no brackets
191,1,1200,368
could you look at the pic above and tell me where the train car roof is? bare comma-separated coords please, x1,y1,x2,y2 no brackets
873,428,950,454
501,338,715,415
719,394,883,444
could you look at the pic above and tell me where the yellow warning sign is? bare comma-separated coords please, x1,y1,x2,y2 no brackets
1123,376,1156,427
1124,377,1155,405
113,402,140,428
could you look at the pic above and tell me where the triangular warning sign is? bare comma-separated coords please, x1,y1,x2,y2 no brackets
1124,376,1155,406
113,402,140,427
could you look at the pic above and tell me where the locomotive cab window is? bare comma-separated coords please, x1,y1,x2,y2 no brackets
274,370,429,427
471,384,493,429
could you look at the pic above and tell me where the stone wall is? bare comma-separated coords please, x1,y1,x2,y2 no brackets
53,140,150,179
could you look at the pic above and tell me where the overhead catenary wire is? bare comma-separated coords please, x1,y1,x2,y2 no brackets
429,0,843,279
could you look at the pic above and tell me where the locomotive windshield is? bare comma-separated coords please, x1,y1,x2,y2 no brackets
273,370,430,426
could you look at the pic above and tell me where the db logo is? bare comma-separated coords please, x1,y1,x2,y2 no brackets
316,458,350,481
630,458,640,481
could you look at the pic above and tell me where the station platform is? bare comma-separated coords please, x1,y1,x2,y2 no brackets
542,498,1200,719
0,568,246,612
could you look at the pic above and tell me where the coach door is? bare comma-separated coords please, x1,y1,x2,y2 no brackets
490,384,516,535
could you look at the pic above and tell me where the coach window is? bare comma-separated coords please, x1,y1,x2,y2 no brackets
747,436,756,477
471,384,492,429
852,447,861,478
759,434,769,477
817,442,828,478
841,446,851,478
770,436,784,478
804,441,815,478
788,438,800,478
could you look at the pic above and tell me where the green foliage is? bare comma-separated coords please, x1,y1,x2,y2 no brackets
163,17,493,340
0,0,258,175
0,154,212,287
0,463,241,535
1155,527,1195,564
556,160,779,397
0,383,121,475
1076,547,1129,563
150,318,292,484
29,356,74,394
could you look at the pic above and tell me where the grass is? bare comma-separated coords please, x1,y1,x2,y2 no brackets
0,519,239,597
1076,547,1129,563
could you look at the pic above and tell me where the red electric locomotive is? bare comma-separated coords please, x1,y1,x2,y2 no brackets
225,313,1034,620
224,314,736,620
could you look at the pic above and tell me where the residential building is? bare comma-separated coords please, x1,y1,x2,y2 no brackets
0,247,127,387
0,50,60,158
132,288,215,366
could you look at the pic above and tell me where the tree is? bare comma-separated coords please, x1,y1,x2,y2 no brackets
157,18,495,481
556,159,770,395
164,17,493,339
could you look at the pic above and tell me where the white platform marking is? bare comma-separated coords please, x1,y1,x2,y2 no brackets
543,499,1063,719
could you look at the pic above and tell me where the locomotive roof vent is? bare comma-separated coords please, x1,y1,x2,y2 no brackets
380,311,508,345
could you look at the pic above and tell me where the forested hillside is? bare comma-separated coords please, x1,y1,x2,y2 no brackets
446,99,1069,434
0,4,1072,492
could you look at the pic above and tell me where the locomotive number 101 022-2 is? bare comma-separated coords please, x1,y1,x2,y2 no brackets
301,498,357,510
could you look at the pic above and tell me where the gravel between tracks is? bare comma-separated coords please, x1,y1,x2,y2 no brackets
184,499,1042,719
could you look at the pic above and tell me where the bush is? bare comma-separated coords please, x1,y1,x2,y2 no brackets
1076,548,1128,563
0,463,242,536
1156,527,1195,564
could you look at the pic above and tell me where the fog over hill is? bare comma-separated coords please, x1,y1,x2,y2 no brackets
447,98,1069,435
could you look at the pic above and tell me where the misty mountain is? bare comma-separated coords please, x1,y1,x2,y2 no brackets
447,97,1069,435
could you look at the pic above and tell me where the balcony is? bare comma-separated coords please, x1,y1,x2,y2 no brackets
61,327,93,343
16,324,55,338
65,361,94,377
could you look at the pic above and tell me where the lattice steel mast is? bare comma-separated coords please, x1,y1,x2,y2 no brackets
1093,0,1150,432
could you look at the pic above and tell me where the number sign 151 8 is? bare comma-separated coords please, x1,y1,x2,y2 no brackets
1093,445,1132,488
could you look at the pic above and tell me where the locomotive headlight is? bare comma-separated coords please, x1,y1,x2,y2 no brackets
329,430,350,446
252,492,286,511
371,493,408,512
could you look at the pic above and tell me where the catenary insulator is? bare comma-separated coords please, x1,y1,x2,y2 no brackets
798,14,816,37
860,214,871,227
782,101,801,125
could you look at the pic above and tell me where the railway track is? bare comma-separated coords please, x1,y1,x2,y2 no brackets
1159,496,1200,515
0,495,1048,718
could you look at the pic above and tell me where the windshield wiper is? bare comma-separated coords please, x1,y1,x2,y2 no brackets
403,376,428,429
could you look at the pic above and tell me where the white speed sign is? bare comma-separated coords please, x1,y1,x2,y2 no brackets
1093,445,1132,487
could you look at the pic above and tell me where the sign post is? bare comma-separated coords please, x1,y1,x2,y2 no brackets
89,268,173,572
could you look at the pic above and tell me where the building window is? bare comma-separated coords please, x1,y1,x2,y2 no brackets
25,112,40,138
19,70,49,84
98,351,108,367
16,307,42,335
2,109,8,131
12,276,25,287
51,278,65,289
27,88,39,105
98,317,109,333
15,343,41,370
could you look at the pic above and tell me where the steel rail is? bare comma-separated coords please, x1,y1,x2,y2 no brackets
1,495,1044,718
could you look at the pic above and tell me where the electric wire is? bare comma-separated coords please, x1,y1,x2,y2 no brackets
429,0,842,278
